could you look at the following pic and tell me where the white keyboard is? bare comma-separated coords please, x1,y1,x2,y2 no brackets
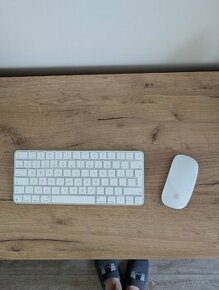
13,150,144,206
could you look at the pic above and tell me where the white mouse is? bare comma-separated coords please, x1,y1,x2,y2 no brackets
161,154,199,209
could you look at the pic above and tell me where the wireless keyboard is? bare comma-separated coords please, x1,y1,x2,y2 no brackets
13,150,144,206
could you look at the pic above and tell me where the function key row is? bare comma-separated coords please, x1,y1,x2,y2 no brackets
15,151,143,160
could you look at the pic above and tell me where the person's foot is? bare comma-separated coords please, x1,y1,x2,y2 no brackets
125,260,149,290
95,260,122,290
105,277,122,290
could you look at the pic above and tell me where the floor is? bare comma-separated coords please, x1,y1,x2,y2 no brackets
0,260,218,290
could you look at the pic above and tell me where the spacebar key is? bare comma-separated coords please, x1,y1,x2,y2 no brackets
52,196,95,204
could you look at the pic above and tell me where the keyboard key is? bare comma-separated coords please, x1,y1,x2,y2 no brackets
15,160,23,167
86,161,94,168
90,170,98,177
106,187,113,195
16,151,28,159
25,186,33,194
63,169,71,177
115,188,122,195
92,178,100,186
55,152,63,159
54,169,62,177
41,196,51,203
15,178,29,185
68,161,76,168
87,187,95,195
108,170,115,177
81,152,89,159
46,152,54,159
48,178,56,185
33,161,40,168
97,196,106,204
83,178,91,186
126,170,134,177
59,160,67,167
119,178,126,186
135,170,143,186
108,152,115,159
121,161,129,168
52,195,95,204
56,178,64,186
116,196,125,204
126,152,133,159
103,161,111,168
73,152,80,159
32,195,40,203
77,161,85,168
128,179,136,187
95,161,102,168
35,187,43,194
63,152,71,159
81,170,89,177
108,196,116,204
52,187,60,194
97,187,104,195
28,151,36,159
79,187,86,194
15,186,24,194
113,161,120,168
74,178,82,186
28,169,36,177
99,152,107,159
23,195,31,203
126,196,134,205
99,170,107,177
14,195,23,203
37,152,45,159
39,178,47,185
135,152,143,160
117,170,125,177
43,187,51,194
130,161,143,169
41,160,50,168
37,169,45,177
72,169,80,177
24,161,32,168
70,187,77,194
50,160,58,167
66,178,73,186
61,187,69,194
117,152,125,159
135,197,143,205
110,178,118,186
46,169,53,177
101,178,109,186
90,152,98,159
15,169,27,177
124,188,143,195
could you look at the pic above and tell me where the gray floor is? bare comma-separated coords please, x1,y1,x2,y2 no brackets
0,260,218,290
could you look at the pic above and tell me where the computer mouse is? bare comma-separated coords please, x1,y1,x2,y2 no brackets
161,154,199,209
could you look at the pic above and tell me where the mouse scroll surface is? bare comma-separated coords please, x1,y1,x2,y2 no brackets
161,155,199,209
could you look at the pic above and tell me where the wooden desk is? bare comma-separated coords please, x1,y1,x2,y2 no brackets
0,72,218,259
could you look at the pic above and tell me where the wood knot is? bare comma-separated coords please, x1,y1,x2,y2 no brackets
145,83,154,89
151,126,161,144
0,125,26,146
55,218,67,225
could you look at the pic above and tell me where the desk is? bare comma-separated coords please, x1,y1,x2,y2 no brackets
0,72,218,259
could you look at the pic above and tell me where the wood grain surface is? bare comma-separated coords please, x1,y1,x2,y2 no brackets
0,72,218,259
0,260,218,290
